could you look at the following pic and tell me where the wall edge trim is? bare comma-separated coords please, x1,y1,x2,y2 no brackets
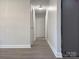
0,44,31,48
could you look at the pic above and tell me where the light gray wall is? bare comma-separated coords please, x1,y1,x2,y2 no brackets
47,0,62,58
0,0,30,46
48,0,57,53
57,0,61,56
35,10,45,38
48,9,57,56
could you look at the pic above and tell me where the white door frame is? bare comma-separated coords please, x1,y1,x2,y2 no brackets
45,9,48,40
33,8,36,41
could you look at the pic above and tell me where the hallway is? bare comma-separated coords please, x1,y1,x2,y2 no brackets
0,39,56,59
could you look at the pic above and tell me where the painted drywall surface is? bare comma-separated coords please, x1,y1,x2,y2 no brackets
47,0,57,56
0,0,30,46
35,11,45,38
48,9,57,56
57,0,62,57
47,0,62,58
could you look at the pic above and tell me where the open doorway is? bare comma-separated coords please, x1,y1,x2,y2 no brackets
30,7,48,45
35,9,46,40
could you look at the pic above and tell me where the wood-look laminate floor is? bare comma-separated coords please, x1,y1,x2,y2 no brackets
0,39,56,59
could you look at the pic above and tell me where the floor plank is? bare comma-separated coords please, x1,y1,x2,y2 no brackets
0,39,56,59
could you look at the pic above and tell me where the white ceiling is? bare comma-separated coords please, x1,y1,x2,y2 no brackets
30,0,50,6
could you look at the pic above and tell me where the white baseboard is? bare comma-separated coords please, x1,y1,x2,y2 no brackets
0,44,31,48
46,40,62,58
57,52,62,58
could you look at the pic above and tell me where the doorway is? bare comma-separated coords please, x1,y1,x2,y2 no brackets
30,7,48,45
35,9,46,40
